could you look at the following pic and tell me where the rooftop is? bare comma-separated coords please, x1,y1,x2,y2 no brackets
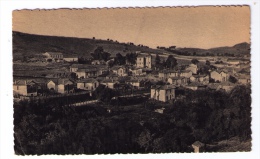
151,85,176,90
77,78,97,83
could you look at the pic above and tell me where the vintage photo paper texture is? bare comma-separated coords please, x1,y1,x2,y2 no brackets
0,1,258,158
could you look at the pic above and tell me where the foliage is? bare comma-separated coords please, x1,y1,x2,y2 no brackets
125,53,137,65
164,55,178,69
14,85,251,154
191,59,199,65
229,75,238,83
91,46,111,61
114,53,126,65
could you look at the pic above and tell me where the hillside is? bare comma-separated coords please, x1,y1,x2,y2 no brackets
13,31,250,61
174,42,250,56
13,31,166,61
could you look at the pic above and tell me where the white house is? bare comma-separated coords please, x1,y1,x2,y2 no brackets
167,77,188,86
227,59,240,65
75,68,99,79
101,79,119,89
159,70,179,81
76,78,99,91
13,80,38,96
186,63,198,74
136,54,152,68
47,79,74,94
126,79,141,88
63,57,78,62
43,52,63,61
190,74,209,84
210,70,229,82
91,60,106,65
179,70,193,78
150,85,176,102
130,67,144,76
111,66,128,77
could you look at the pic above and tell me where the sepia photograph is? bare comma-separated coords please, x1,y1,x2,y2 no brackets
11,5,253,155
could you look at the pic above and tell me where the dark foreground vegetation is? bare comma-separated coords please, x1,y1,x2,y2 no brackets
14,85,251,155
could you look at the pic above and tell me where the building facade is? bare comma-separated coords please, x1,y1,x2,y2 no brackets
136,54,152,68
150,85,176,102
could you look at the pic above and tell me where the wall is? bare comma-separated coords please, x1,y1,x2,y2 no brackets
13,85,27,96
47,81,56,90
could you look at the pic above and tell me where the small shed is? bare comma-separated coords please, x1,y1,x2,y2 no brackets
192,141,205,153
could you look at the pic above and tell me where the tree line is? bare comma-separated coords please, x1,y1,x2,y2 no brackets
14,84,251,154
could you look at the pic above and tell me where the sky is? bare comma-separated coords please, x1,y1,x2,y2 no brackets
12,6,250,49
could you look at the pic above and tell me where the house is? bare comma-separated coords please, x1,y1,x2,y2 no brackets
159,70,179,81
106,73,119,80
13,80,38,96
186,63,198,74
210,70,229,82
43,52,63,61
76,78,99,91
217,82,235,92
75,68,99,79
236,73,251,85
190,74,209,84
98,67,109,76
63,57,78,62
126,79,142,88
47,79,74,94
179,70,193,78
130,67,144,76
70,64,96,72
136,54,152,68
111,66,128,76
167,76,188,86
185,82,207,91
192,141,205,153
158,71,169,80
91,60,106,65
101,79,119,89
227,59,240,65
150,85,176,102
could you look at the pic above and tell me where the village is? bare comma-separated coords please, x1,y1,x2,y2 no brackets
10,6,254,155
13,49,251,108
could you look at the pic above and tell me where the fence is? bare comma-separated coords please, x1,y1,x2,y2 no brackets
19,91,91,101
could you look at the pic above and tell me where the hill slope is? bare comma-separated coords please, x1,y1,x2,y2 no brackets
13,31,165,61
13,31,250,61
174,42,250,56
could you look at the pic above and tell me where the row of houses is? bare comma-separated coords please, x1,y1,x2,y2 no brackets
13,76,146,97
150,81,238,102
69,64,149,79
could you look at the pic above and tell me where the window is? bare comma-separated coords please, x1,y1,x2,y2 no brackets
17,86,19,90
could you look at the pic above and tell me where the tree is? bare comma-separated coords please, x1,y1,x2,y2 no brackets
229,75,238,83
91,46,111,61
125,53,137,65
155,53,161,65
191,59,199,65
206,60,211,66
114,53,126,65
164,55,177,69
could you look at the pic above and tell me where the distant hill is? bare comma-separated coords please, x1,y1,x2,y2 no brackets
13,31,250,61
175,42,250,56
13,31,165,61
